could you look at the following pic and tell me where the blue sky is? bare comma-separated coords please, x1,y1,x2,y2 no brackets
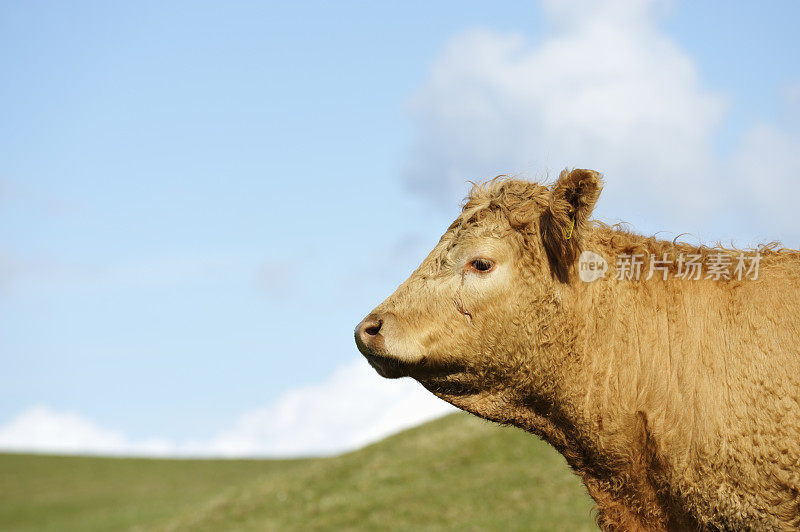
1,0,799,455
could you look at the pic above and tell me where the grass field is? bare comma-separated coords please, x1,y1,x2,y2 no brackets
0,413,596,531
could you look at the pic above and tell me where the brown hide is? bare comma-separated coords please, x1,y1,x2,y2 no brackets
355,169,800,531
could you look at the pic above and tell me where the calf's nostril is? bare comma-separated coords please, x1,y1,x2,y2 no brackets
355,314,386,352
364,319,382,336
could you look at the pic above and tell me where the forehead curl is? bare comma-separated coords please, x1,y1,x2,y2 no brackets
432,177,551,269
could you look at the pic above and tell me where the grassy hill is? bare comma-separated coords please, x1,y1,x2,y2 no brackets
0,413,596,531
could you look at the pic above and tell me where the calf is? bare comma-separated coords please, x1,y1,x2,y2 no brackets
355,169,800,530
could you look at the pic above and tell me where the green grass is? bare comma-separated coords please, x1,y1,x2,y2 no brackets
0,413,596,531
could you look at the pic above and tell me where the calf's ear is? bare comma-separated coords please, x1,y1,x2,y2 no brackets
540,168,603,282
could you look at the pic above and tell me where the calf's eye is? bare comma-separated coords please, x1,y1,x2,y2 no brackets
469,258,495,273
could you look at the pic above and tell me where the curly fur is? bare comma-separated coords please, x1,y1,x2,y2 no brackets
360,169,800,531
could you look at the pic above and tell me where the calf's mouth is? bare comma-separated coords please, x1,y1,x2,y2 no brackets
354,312,412,379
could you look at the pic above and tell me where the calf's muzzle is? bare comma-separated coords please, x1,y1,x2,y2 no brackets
354,312,406,378
355,313,385,357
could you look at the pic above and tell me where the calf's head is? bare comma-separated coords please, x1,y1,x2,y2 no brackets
355,169,603,409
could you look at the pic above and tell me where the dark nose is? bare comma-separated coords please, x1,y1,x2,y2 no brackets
355,313,383,354
362,316,382,336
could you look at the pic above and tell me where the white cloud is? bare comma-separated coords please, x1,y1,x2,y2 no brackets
730,123,800,231
0,359,454,457
206,359,454,457
0,405,174,456
403,0,800,243
727,84,800,243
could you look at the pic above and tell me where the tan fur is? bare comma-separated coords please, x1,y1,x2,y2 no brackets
357,169,800,531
